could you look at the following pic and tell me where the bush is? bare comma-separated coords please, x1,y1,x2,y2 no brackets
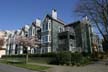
49,51,71,65
71,52,83,65
40,52,56,57
57,51,71,65
80,57,91,65
2,53,57,58
71,52,91,66
2,51,91,66
2,54,26,58
81,52,91,57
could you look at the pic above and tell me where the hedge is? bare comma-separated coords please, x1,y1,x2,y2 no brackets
2,51,91,66
2,52,56,58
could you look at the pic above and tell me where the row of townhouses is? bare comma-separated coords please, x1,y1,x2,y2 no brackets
1,9,103,56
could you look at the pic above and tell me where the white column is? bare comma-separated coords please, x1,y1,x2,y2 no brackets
19,46,23,54
48,47,51,52
12,44,16,55
6,44,10,55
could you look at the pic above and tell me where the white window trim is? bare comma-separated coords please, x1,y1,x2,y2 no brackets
59,26,64,33
48,19,51,30
41,35,48,43
42,35,51,43
48,35,51,42
42,19,51,32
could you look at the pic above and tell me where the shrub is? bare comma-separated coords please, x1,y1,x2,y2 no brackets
57,51,71,65
80,57,91,65
49,51,71,65
81,52,91,57
71,52,83,65
41,52,56,57
2,51,91,66
2,52,57,58
2,54,25,58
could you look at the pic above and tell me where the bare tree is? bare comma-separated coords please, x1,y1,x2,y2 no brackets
75,0,108,42
15,35,40,64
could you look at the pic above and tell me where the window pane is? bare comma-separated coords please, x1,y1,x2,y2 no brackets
46,24,48,30
49,35,51,41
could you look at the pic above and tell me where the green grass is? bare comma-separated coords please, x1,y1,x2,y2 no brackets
0,59,50,71
12,64,50,71
2,57,51,64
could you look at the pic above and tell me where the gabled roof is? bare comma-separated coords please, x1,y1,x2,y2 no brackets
65,21,80,27
31,22,40,28
45,14,65,25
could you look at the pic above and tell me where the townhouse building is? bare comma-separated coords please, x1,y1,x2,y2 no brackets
92,33,103,52
41,10,65,53
1,9,103,56
6,19,41,55
28,20,41,54
0,31,6,58
41,10,92,53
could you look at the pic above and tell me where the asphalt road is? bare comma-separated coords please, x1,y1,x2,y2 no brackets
0,63,38,72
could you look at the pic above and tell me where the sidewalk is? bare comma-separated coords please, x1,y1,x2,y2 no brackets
29,61,108,72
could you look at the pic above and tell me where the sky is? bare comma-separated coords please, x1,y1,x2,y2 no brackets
0,0,80,30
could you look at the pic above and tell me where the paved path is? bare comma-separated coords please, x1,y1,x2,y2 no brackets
0,60,108,72
30,60,108,72
0,63,38,72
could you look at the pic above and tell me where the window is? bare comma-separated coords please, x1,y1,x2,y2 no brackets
71,44,73,46
42,24,45,31
45,36,48,42
32,28,35,36
29,29,32,36
48,19,51,30
42,36,44,43
59,26,64,32
42,36,48,43
59,35,67,39
45,24,48,31
33,28,35,35
42,23,48,31
25,32,28,37
42,19,51,32
70,35,75,39
48,35,51,41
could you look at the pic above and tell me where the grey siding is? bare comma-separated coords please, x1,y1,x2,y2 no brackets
52,20,64,52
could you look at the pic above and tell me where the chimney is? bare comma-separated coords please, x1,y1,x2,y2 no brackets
52,9,57,19
82,16,90,24
36,18,41,27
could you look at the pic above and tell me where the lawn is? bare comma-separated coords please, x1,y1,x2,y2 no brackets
0,59,50,71
2,57,51,64
11,64,50,71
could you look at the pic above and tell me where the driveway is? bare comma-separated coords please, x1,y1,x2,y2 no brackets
0,63,38,72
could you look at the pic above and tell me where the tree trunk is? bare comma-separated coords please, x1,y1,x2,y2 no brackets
25,53,28,64
25,47,28,64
